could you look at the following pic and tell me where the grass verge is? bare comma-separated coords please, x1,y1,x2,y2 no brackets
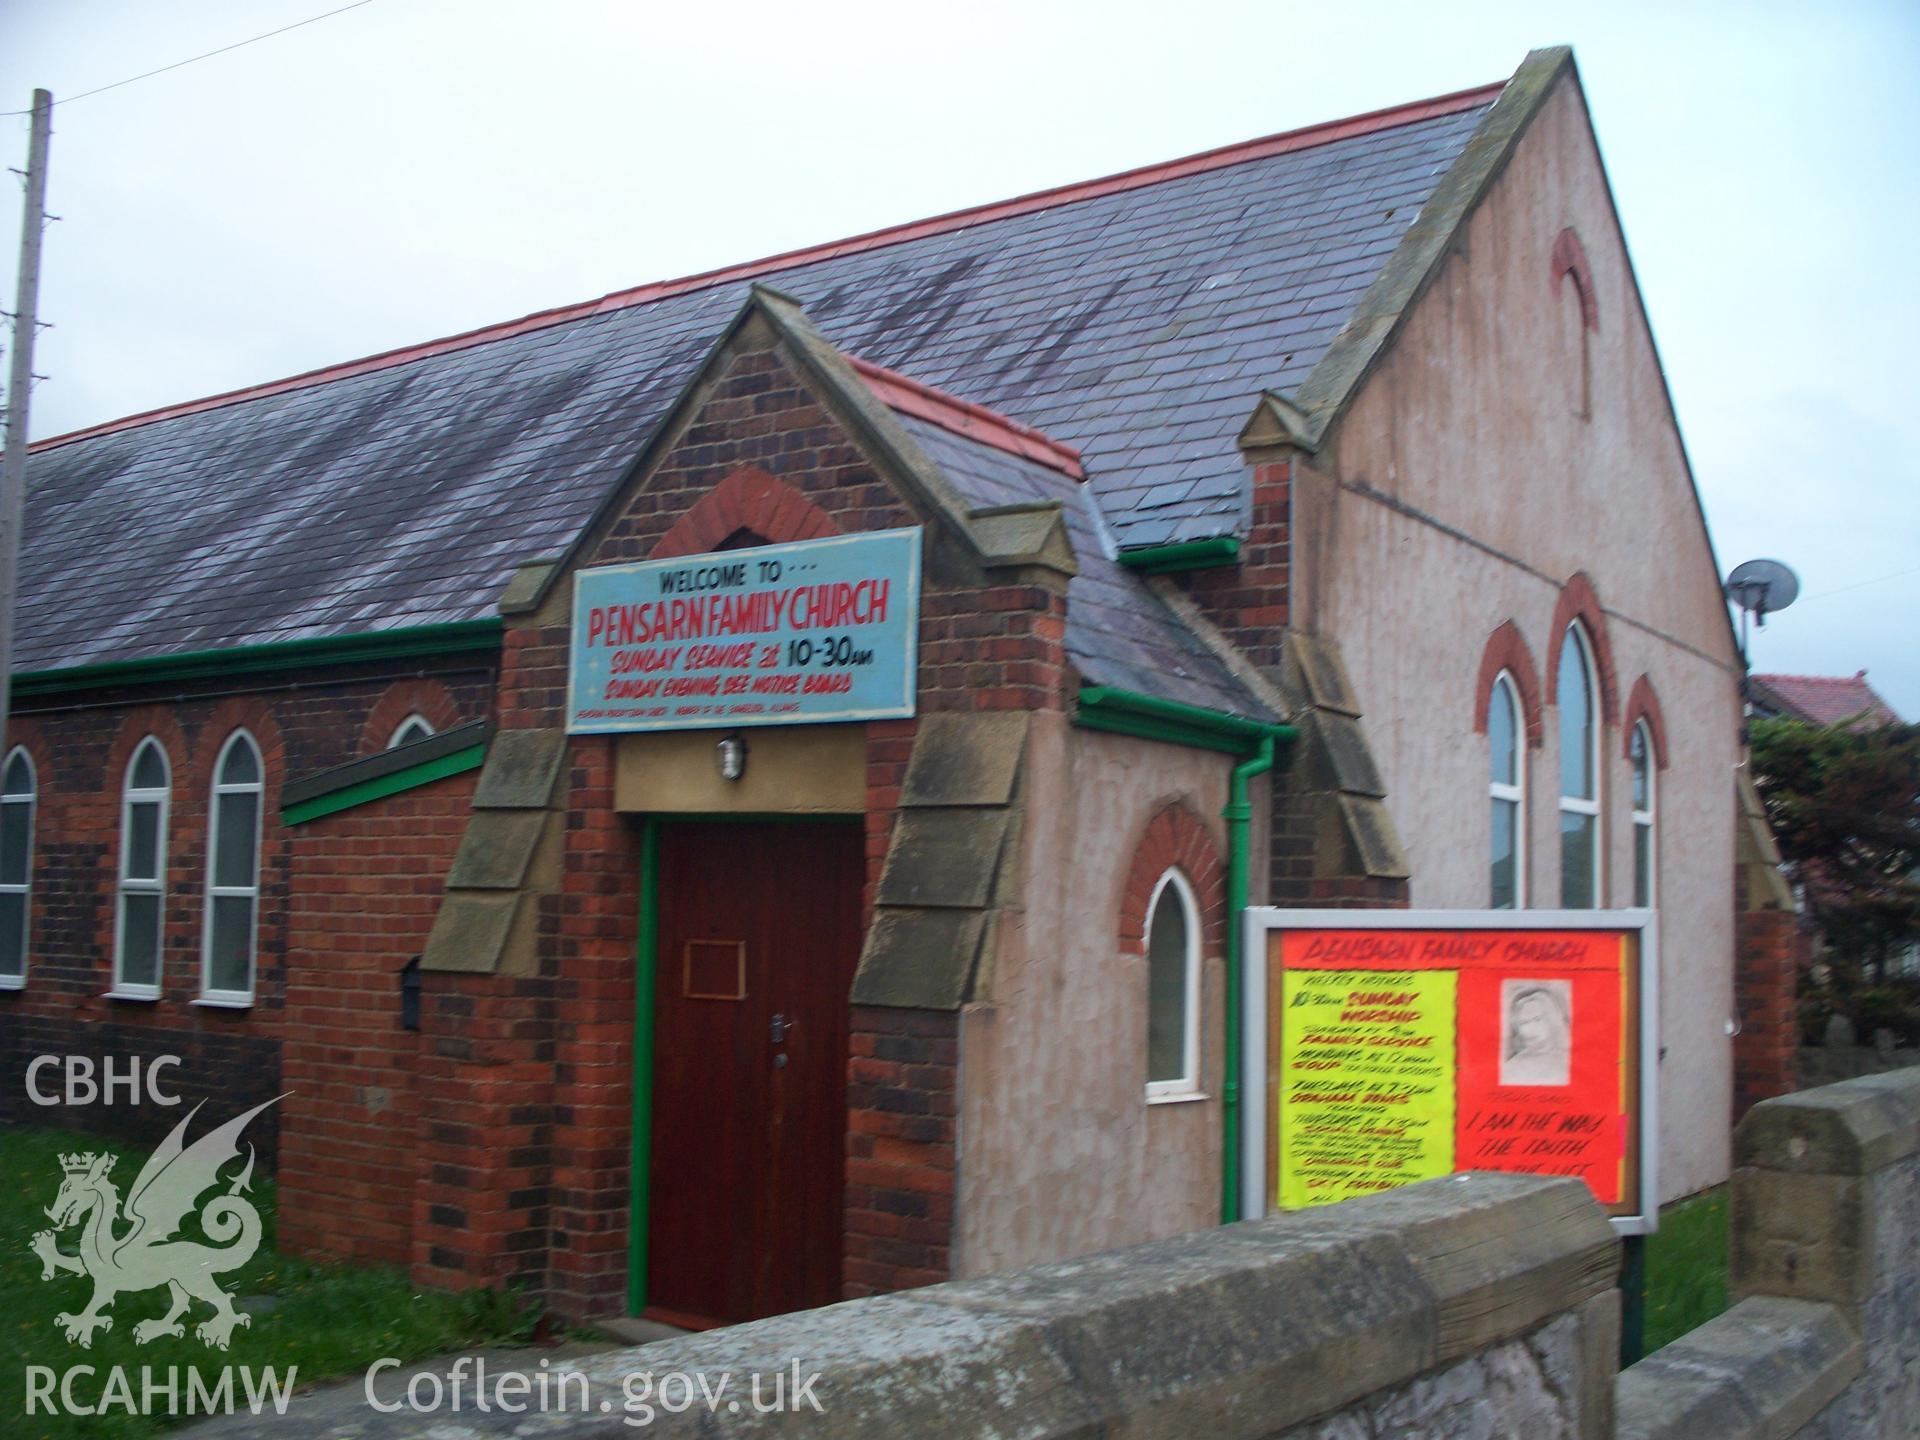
1640,1185,1729,1355
2,1124,537,1439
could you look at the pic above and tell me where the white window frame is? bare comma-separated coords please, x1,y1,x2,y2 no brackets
1631,719,1656,910
111,738,171,1000
387,714,434,748
200,730,264,1006
1489,670,1527,910
1558,623,1602,908
0,747,34,989
1144,867,1204,1102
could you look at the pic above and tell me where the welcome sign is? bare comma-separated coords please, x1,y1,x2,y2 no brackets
567,528,921,734
1243,909,1658,1232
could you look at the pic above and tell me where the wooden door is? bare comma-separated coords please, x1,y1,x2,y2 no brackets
645,820,864,1326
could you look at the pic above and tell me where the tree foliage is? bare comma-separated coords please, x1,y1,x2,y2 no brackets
1750,716,1920,1001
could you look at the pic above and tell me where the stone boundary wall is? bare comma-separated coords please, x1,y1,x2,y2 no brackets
1618,1066,1920,1439
341,1069,1917,1438
419,1172,1618,1439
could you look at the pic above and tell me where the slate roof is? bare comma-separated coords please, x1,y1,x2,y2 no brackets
1751,672,1902,730
890,411,1275,721
19,81,1500,677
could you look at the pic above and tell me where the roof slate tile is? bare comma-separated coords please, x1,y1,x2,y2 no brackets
19,102,1489,672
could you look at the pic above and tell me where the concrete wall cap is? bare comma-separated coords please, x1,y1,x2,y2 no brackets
1615,1295,1861,1440
1733,1067,1920,1175
448,1173,1611,1439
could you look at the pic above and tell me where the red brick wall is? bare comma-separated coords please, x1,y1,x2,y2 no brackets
1732,869,1809,1124
1179,458,1290,668
410,969,559,1295
1268,776,1411,911
543,736,640,1318
464,335,1072,1312
844,1006,957,1297
0,663,495,1156
276,768,479,1268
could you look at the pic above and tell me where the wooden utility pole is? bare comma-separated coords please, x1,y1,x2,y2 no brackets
0,89,53,752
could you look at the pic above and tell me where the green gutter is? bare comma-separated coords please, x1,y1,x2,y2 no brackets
1115,536,1241,575
1075,684,1279,755
13,619,503,697
627,818,661,1316
1074,684,1295,1226
281,742,487,826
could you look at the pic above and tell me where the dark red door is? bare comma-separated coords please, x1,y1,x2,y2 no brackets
646,820,864,1326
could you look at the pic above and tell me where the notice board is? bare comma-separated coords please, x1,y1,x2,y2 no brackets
567,528,921,734
1243,910,1658,1233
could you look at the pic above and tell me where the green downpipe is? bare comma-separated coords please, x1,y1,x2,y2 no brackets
1073,683,1293,1227
627,818,660,1316
1222,733,1276,1225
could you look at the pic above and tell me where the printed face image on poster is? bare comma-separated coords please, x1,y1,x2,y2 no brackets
1500,979,1572,1087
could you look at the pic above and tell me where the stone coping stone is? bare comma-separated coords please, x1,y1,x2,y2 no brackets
406,1173,1610,1438
1615,1296,1861,1440
472,727,566,810
900,712,1029,808
1734,1066,1920,1176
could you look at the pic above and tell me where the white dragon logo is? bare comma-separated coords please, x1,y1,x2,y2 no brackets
29,1096,280,1350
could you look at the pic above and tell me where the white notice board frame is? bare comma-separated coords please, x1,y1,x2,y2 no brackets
1241,907,1660,1236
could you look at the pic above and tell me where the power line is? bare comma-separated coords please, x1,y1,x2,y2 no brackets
4,1,377,116
1799,563,1920,604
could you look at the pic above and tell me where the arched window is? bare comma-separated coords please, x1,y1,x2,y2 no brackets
1557,624,1600,908
0,748,34,987
1631,720,1656,908
1145,869,1200,1099
1489,671,1526,909
387,714,434,748
202,731,263,1004
113,739,171,998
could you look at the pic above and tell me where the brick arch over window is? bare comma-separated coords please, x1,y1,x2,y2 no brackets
651,466,842,561
103,707,192,790
4,715,55,797
360,678,465,753
1551,226,1600,332
1623,675,1670,769
1118,801,1226,959
191,698,286,795
1545,574,1620,727
1472,621,1544,748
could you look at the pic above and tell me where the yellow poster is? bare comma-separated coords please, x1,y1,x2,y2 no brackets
1278,968,1457,1209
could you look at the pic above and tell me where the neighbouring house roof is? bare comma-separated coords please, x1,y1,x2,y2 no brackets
1751,672,1903,731
17,51,1565,689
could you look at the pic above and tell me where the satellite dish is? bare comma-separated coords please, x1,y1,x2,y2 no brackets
1726,558,1799,629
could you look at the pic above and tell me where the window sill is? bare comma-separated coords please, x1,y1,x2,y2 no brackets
102,989,159,1003
0,975,23,991
191,996,255,1011
1145,1089,1211,1106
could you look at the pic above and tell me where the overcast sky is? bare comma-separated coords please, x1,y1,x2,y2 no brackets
3,0,1916,714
